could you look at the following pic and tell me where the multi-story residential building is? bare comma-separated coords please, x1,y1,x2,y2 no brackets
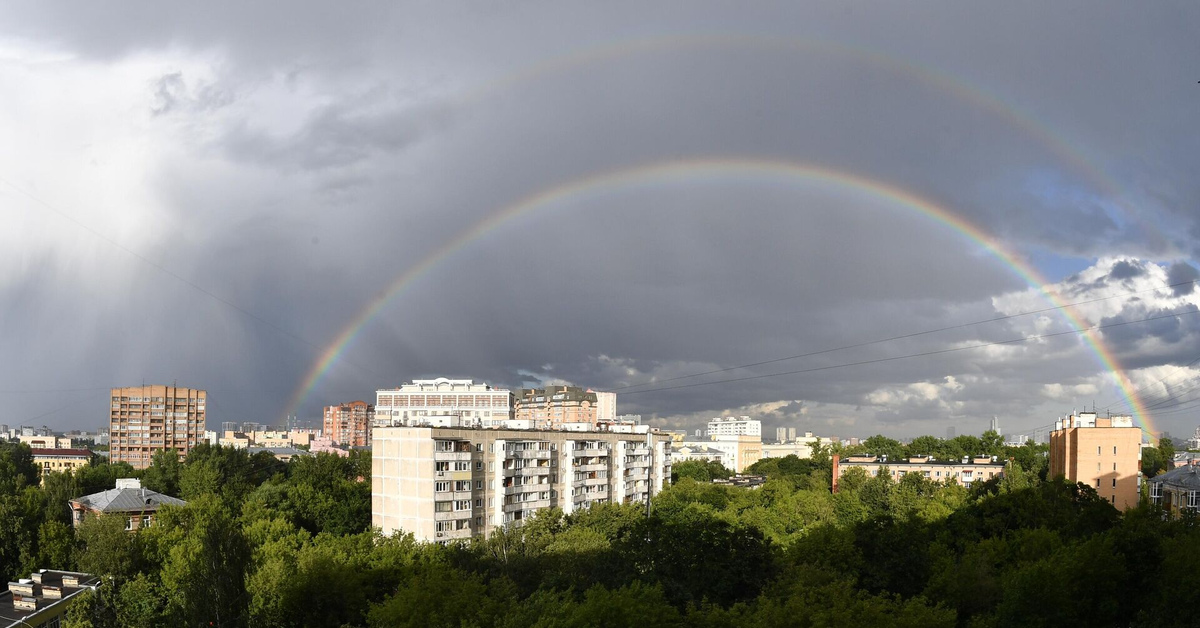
323,401,374,447
372,426,671,543
706,416,762,438
375,379,514,428
1148,460,1200,515
595,391,617,423
833,454,1006,491
17,435,73,449
108,385,207,470
31,449,92,478
1,570,99,628
670,442,728,466
514,386,598,429
1049,411,1142,509
775,427,797,443
704,435,763,473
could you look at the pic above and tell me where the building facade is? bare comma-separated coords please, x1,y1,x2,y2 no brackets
17,435,73,450
514,386,598,429
69,478,186,531
323,401,374,447
1148,461,1200,515
1049,412,1142,510
372,426,671,543
375,379,514,428
761,432,835,460
109,385,207,469
31,449,92,478
706,416,762,438
594,391,617,423
833,454,1006,491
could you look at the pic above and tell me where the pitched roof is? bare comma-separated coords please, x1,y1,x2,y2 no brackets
71,486,186,513
1148,464,1200,491
30,448,92,457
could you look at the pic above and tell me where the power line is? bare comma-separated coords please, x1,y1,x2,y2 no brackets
611,279,1198,392
619,307,1200,396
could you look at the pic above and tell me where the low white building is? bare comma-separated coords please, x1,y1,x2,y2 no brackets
706,416,761,439
375,378,514,429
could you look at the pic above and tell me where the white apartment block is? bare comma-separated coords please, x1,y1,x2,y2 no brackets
706,416,762,438
373,426,672,543
375,378,514,428
595,391,617,423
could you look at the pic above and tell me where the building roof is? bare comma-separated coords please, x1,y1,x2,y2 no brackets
840,456,1006,468
247,446,311,458
71,484,185,514
1148,464,1200,491
29,448,92,458
0,570,99,627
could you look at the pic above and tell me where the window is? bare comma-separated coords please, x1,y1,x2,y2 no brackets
1113,463,1117,471
435,462,449,472
435,481,450,492
1095,479,1101,488
475,498,482,508
454,461,470,471
1112,478,1117,488
1151,483,1162,499
454,500,471,511
1189,491,1199,509
1110,495,1115,504
476,461,483,471
1097,446,1101,455
435,501,451,512
455,480,471,491
1113,446,1118,455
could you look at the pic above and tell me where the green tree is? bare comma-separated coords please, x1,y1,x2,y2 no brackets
671,459,733,483
140,449,181,497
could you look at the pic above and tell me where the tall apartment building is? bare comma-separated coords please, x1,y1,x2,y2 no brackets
707,416,762,438
109,385,206,469
1049,411,1142,510
512,386,599,429
595,391,617,423
375,379,513,428
323,400,374,447
373,426,672,543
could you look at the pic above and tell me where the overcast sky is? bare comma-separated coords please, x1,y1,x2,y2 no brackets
2,2,1199,440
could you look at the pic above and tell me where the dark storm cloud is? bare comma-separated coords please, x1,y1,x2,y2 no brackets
1167,262,1199,296
2,1,1199,437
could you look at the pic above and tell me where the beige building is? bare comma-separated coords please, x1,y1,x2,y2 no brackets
375,379,514,428
594,391,617,423
69,478,186,531
324,401,374,447
18,435,73,450
514,386,598,429
704,435,763,472
372,426,671,543
109,385,207,469
1049,411,1142,510
833,454,1006,491
31,449,92,478
762,432,835,460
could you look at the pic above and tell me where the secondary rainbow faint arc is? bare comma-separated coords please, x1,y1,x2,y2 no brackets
455,33,1157,243
286,157,1151,434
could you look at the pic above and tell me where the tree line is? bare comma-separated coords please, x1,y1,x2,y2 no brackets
0,432,1195,627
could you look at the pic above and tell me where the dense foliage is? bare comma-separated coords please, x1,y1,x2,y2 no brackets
0,435,1195,627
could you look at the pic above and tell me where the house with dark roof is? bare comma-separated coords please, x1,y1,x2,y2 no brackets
68,478,186,531
1148,461,1200,515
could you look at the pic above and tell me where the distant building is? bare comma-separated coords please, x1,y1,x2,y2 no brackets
372,426,670,543
706,416,761,438
375,379,514,428
68,478,186,531
670,442,728,466
246,446,310,463
514,386,598,429
1049,411,1142,510
704,435,763,473
1,570,99,628
1187,426,1200,451
761,432,835,460
17,435,73,450
310,437,350,457
31,449,92,478
1148,460,1200,515
594,391,617,423
109,385,207,470
833,454,1005,492
323,401,374,447
775,427,797,443
989,416,1001,436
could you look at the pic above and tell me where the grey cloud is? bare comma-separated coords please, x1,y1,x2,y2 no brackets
1167,262,1199,296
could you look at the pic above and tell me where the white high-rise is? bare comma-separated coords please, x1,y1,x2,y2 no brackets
375,378,514,428
706,416,762,438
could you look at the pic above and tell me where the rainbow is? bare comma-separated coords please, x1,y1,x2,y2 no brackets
454,34,1160,246
284,157,1152,436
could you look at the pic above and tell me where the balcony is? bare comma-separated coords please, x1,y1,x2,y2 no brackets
575,447,607,457
583,477,608,486
573,463,608,472
626,459,651,469
508,449,551,460
434,470,474,481
434,452,472,462
451,491,474,501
